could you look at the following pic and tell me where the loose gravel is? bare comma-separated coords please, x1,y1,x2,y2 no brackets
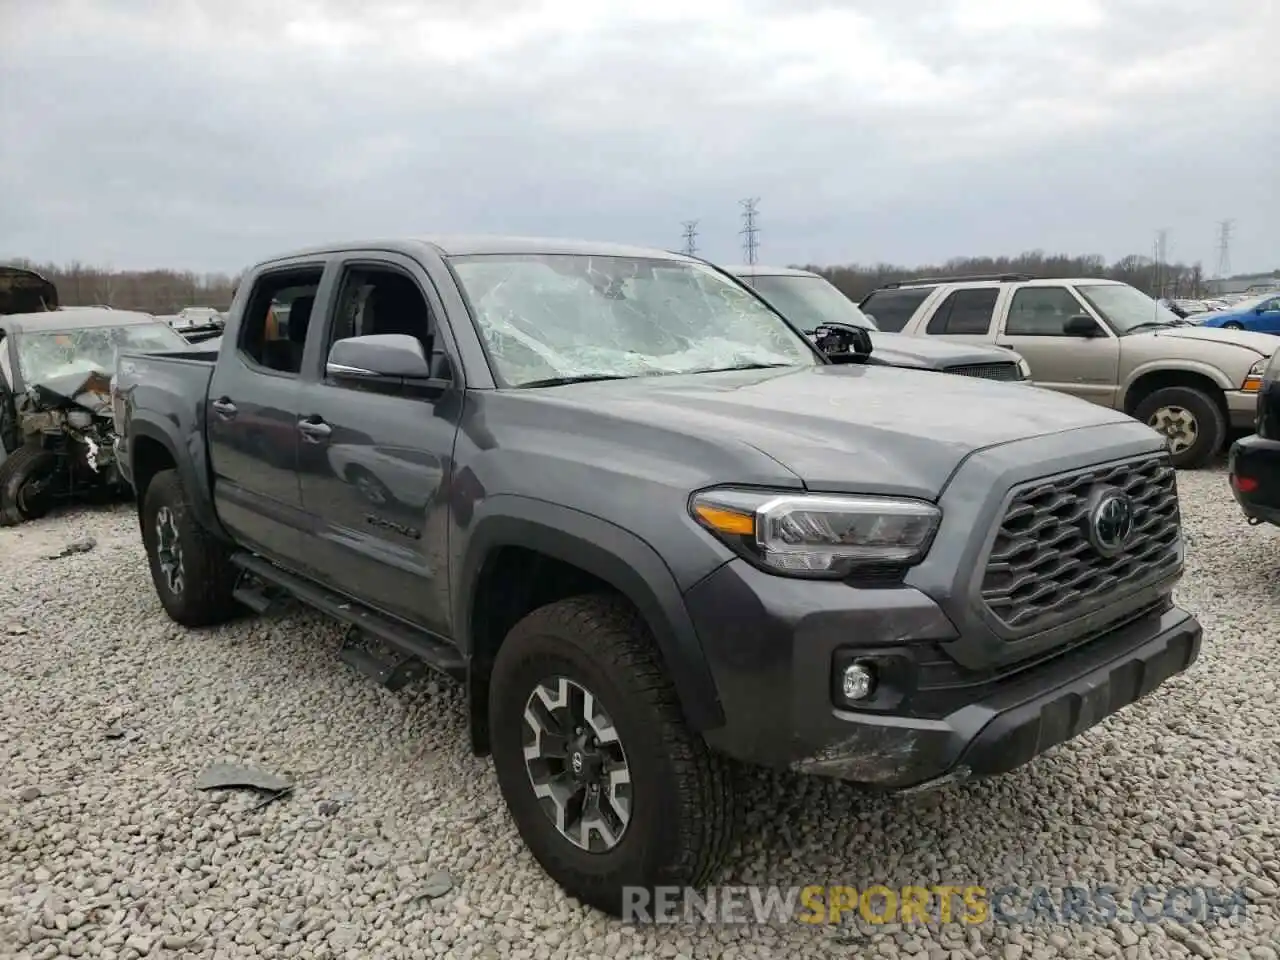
2,466,1278,960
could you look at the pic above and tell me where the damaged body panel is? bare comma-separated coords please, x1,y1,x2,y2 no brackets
0,307,195,524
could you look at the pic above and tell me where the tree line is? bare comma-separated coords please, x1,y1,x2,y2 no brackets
805,251,1224,303
2,259,238,315
5,252,1277,315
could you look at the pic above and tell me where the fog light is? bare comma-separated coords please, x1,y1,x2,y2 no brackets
841,662,876,701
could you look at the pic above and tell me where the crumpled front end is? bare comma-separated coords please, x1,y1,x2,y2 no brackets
15,369,121,485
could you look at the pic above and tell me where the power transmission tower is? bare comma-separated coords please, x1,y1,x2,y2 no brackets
1214,219,1234,279
739,198,760,265
680,220,699,257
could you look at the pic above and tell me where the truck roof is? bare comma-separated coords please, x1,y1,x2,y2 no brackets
721,265,823,279
261,235,699,265
2,308,160,333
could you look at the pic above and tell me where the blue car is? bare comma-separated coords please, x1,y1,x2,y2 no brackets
1195,291,1280,333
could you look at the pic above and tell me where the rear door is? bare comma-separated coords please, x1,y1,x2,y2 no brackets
995,284,1120,405
918,286,1003,345
206,261,333,567
294,251,461,636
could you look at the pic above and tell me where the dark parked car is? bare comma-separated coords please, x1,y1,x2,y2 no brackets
726,265,1032,382
1229,350,1280,524
114,236,1201,916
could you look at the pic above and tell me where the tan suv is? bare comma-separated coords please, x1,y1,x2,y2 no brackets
861,274,1277,468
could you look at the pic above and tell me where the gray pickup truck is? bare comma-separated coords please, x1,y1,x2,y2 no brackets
113,236,1203,916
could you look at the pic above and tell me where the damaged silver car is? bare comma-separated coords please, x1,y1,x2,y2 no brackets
0,269,196,524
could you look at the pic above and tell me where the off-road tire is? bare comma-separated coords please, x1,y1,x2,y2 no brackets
1134,385,1226,470
489,595,737,917
141,469,242,626
0,445,57,526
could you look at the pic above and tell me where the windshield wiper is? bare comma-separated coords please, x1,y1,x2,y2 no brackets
1125,321,1178,334
516,374,634,389
689,362,793,374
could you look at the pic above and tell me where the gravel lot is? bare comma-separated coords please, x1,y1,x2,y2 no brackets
2,465,1278,960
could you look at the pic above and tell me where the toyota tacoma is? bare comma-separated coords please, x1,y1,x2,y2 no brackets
113,237,1203,915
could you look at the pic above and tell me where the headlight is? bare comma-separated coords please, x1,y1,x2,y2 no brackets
1016,356,1032,381
689,488,941,578
1244,357,1271,392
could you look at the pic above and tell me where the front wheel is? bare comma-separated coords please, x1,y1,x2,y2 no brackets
141,469,243,626
1134,385,1226,469
1222,321,1244,330
489,595,737,916
0,445,57,526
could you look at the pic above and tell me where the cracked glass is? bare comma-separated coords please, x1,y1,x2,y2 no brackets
449,254,820,387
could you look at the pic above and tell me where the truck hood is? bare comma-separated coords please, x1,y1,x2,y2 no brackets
0,266,58,314
24,368,114,417
866,332,1019,369
1142,324,1275,356
535,364,1140,500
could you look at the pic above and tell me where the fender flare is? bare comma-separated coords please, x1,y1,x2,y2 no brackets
1122,360,1236,406
126,413,227,539
457,495,726,733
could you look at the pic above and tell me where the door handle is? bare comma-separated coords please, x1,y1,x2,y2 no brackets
211,397,237,419
298,417,332,443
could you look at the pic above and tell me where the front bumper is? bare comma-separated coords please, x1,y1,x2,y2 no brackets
1229,432,1280,526
687,559,1200,789
1226,389,1260,430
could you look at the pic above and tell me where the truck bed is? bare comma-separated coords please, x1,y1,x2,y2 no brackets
113,351,218,491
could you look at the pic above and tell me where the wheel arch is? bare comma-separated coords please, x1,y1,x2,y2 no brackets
1122,365,1230,419
457,497,726,755
125,415,226,539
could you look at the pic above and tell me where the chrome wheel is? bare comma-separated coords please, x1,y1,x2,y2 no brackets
1147,405,1198,456
155,506,185,595
522,676,632,853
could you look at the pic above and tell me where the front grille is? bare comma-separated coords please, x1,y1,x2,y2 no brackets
944,361,1021,382
980,454,1181,635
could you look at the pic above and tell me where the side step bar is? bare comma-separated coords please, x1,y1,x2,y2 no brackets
229,552,466,683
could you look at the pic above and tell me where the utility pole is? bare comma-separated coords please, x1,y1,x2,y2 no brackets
1214,219,1234,279
739,198,760,266
680,220,699,257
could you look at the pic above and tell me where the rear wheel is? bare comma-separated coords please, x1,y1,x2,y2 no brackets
489,595,737,917
1134,385,1226,469
0,445,57,526
141,469,242,626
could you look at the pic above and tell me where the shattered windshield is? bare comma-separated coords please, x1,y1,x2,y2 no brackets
448,254,819,387
16,322,191,386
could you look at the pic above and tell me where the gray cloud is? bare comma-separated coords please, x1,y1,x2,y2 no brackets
1,0,1275,273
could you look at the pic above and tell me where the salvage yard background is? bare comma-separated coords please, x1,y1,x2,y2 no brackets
2,465,1278,960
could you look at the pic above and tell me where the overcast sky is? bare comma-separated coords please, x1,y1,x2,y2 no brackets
2,0,1276,274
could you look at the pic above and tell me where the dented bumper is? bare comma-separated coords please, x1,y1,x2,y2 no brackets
685,558,1202,790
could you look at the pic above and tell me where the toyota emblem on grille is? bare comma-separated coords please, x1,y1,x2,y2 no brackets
1086,487,1134,556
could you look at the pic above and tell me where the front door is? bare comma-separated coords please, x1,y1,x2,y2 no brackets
206,263,329,567
996,284,1120,406
294,254,460,636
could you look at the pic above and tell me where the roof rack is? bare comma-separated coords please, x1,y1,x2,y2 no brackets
881,273,1037,288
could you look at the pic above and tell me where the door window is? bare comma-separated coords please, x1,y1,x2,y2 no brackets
858,287,935,332
325,266,451,393
925,288,999,335
1006,287,1086,336
239,268,324,374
